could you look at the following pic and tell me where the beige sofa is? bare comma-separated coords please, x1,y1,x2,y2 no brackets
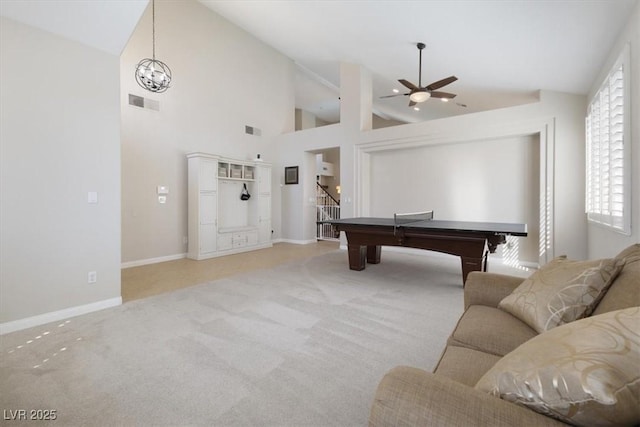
370,244,640,426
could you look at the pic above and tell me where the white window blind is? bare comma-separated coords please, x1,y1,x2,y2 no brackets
586,44,630,235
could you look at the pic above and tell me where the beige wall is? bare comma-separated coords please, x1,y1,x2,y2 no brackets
587,1,640,258
120,0,294,264
0,17,121,326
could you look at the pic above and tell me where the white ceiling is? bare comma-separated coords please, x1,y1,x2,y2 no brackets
200,0,637,123
0,0,147,56
1,0,636,124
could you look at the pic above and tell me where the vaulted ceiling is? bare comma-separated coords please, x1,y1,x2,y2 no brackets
1,0,636,124
201,0,637,123
0,1,147,56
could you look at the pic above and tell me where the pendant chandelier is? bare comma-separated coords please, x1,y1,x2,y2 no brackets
135,0,172,93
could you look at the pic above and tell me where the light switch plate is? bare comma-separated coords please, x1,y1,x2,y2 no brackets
88,192,98,204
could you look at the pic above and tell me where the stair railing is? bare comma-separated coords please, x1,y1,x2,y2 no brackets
316,183,340,240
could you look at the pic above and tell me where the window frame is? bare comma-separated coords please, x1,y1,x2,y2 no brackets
585,43,631,235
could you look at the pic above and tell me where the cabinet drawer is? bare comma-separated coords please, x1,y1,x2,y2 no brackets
232,233,246,248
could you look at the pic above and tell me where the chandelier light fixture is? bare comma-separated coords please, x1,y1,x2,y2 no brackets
135,0,172,93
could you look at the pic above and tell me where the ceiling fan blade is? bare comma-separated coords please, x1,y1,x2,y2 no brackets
380,93,408,99
399,79,419,91
426,76,458,91
430,91,457,99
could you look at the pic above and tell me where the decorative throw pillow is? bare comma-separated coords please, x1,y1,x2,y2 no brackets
475,307,640,426
615,243,640,263
498,256,624,333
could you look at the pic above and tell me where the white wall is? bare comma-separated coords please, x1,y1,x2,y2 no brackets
372,114,406,129
0,17,121,326
587,1,640,258
120,0,294,264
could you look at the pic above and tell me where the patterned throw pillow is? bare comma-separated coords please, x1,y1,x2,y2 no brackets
498,256,624,333
475,307,640,426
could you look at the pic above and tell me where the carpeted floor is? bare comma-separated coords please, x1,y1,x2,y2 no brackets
1,250,471,426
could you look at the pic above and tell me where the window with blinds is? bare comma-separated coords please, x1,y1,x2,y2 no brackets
586,44,630,235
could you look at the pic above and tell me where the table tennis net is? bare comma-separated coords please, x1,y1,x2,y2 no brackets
393,211,434,225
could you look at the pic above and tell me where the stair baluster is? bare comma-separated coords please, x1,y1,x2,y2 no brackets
316,183,340,241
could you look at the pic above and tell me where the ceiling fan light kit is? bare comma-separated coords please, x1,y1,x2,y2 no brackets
409,91,430,103
135,0,172,93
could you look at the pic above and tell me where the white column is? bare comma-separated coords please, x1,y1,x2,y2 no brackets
339,63,372,132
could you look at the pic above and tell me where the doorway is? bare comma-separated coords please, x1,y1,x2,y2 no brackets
314,148,340,241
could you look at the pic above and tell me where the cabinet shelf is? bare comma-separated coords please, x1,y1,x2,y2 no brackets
217,161,256,181
218,225,258,234
218,177,255,182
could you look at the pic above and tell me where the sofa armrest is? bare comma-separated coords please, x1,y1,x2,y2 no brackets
464,272,525,310
369,366,567,427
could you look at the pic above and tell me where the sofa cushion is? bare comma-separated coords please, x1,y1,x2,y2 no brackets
475,307,640,427
498,256,624,333
370,366,568,427
447,305,537,357
434,345,501,387
464,272,525,310
593,244,640,315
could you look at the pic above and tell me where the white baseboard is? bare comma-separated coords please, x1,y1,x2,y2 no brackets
121,253,187,269
276,238,318,245
189,243,273,260
0,297,122,335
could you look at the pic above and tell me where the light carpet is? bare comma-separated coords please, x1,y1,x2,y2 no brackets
1,250,468,426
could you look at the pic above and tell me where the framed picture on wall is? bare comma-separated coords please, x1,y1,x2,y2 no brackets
284,166,299,185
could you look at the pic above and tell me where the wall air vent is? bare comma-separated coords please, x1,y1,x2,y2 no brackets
128,94,160,111
245,125,261,136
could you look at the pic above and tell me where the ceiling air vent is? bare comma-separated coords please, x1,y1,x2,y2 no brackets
245,125,261,136
128,94,160,111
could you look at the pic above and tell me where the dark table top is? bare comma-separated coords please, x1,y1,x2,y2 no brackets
326,217,528,236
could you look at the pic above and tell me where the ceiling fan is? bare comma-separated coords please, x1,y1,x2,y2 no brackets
381,42,458,107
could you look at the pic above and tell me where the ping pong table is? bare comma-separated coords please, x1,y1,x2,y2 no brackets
325,211,527,284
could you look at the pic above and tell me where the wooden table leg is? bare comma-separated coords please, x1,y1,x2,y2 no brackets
460,256,485,284
348,244,367,270
366,245,381,264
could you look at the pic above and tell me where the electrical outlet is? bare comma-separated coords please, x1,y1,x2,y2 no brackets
88,271,97,284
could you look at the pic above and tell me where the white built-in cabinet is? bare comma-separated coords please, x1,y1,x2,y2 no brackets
187,152,272,260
